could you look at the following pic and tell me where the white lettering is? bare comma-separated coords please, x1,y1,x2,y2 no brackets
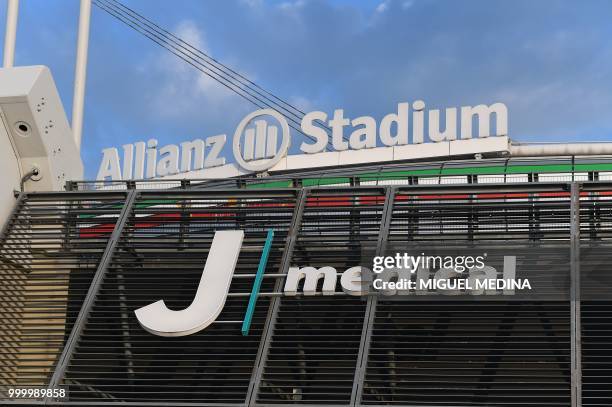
461,102,508,139
122,144,134,179
300,111,328,154
205,134,226,168
180,139,205,172
329,109,349,151
97,101,509,181
145,139,158,179
412,100,425,144
284,266,337,296
157,144,179,176
380,102,409,146
428,107,457,142
97,148,121,181
349,115,377,149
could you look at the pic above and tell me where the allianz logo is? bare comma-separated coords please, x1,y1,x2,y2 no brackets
135,230,520,337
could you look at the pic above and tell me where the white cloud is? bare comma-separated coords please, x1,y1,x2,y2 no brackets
175,20,207,51
376,1,390,13
375,0,414,16
279,0,306,11
240,0,263,8
146,20,250,120
290,95,315,112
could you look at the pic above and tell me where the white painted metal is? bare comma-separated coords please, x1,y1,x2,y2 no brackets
3,0,19,67
339,146,394,166
0,66,84,222
157,137,511,181
393,141,449,161
510,142,612,156
72,0,92,151
0,106,22,224
450,136,510,156
135,230,244,337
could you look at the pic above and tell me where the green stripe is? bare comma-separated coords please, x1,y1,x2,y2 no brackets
506,164,572,174
246,180,292,189
574,163,612,171
78,161,612,220
79,199,177,219
303,177,351,186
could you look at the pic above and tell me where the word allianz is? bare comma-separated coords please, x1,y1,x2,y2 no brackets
98,101,508,180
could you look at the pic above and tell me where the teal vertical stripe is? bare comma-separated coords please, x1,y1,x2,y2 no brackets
242,229,274,336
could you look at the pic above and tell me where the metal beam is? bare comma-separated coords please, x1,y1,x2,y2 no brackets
59,179,576,195
244,188,308,407
46,189,137,394
3,0,19,67
351,186,396,406
72,0,92,150
0,192,24,243
570,182,582,407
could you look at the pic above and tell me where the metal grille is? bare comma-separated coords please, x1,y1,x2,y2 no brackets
581,300,612,407
387,188,572,243
0,192,126,390
363,301,571,406
60,190,298,403
0,182,609,406
255,189,386,404
361,188,573,406
580,187,612,407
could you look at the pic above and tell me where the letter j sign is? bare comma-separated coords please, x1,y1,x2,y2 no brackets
135,230,244,337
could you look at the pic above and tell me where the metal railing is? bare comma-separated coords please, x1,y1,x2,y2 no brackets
0,182,610,406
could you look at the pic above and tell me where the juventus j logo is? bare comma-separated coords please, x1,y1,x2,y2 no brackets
135,230,244,337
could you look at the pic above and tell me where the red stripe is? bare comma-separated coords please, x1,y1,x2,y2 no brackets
538,192,570,197
359,196,386,205
477,193,530,199
306,196,352,207
417,194,471,200
249,202,295,208
79,224,115,238
79,211,236,237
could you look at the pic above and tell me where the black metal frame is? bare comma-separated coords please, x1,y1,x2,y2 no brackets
47,190,138,393
570,183,582,407
1,181,608,406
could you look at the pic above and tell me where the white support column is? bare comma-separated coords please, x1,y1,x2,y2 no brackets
3,0,19,67
72,0,92,151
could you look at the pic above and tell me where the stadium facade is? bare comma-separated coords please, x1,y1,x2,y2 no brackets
0,46,610,407
1,159,612,406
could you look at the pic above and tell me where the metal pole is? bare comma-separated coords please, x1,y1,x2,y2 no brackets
3,0,19,67
570,182,582,407
245,188,309,407
351,186,396,406
46,189,137,395
72,0,92,151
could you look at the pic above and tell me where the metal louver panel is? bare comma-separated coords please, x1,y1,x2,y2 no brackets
0,182,610,406
255,189,386,404
0,192,126,391
581,300,612,407
60,190,298,403
580,188,612,407
364,301,571,406
362,188,573,406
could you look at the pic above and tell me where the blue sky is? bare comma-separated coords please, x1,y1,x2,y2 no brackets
4,0,612,178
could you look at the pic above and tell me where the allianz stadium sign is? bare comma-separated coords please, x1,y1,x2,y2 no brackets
97,101,509,180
